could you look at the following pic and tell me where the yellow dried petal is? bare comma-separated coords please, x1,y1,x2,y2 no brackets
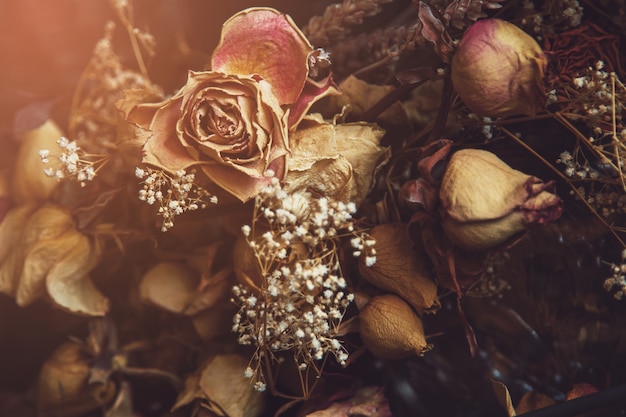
46,233,108,316
12,119,63,204
140,262,197,314
17,230,83,307
0,205,37,296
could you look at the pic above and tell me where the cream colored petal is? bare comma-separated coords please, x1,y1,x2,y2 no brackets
46,234,108,316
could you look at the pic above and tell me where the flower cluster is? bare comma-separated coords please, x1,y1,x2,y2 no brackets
603,249,626,299
232,177,375,392
135,167,217,231
39,137,107,187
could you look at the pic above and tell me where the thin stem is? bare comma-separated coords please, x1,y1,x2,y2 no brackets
500,126,626,249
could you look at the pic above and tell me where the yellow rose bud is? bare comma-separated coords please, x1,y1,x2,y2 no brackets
451,18,547,117
439,149,562,251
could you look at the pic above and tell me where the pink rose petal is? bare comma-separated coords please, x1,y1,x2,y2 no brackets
211,8,311,106
288,75,339,128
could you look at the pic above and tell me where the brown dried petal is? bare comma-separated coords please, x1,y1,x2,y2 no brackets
115,88,164,168
17,229,84,307
191,305,235,341
359,223,439,314
174,354,265,417
305,386,392,417
139,262,197,314
359,294,432,359
0,205,74,299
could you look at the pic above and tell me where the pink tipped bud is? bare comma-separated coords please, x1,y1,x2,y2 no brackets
451,18,547,118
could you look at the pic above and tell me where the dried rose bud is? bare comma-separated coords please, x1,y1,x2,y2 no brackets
359,294,432,360
451,18,547,117
439,149,562,251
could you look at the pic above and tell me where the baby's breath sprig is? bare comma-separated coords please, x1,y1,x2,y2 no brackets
603,249,626,299
39,136,109,187
135,166,217,232
232,176,375,394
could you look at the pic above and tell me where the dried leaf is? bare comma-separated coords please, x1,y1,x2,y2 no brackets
417,1,454,63
359,223,440,314
490,380,517,417
12,119,63,204
305,386,392,417
326,75,410,130
443,0,505,30
516,390,556,414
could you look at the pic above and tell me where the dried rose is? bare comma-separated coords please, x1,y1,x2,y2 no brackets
137,8,338,202
439,149,562,251
359,294,432,360
140,71,289,202
451,18,547,117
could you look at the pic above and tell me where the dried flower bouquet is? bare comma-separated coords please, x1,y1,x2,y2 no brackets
1,0,626,416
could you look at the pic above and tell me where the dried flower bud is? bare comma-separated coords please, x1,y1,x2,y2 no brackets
439,149,562,251
38,341,116,417
358,294,432,360
451,18,547,117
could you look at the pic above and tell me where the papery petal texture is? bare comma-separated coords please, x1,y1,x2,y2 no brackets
212,8,312,106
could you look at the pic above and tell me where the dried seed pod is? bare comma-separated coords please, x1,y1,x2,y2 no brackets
359,294,433,360
358,223,439,314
